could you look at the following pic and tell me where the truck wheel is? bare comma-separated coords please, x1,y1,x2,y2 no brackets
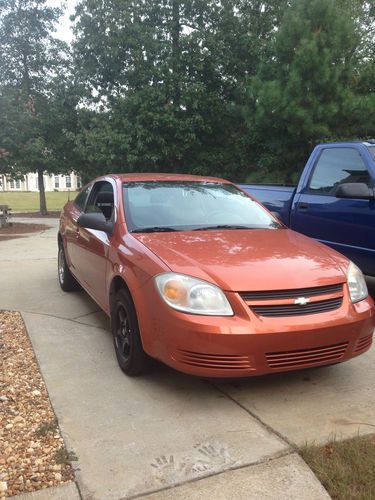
58,244,80,292
112,289,151,376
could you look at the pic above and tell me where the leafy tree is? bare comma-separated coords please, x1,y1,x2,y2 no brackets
72,0,288,181
0,0,78,213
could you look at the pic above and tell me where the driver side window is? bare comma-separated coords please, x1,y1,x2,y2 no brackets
86,181,115,221
308,148,371,195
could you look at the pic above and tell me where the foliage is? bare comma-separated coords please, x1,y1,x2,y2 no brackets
0,0,79,212
1,0,374,190
71,0,288,181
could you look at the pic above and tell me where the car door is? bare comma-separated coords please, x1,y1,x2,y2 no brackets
65,184,92,273
74,180,116,307
290,146,375,275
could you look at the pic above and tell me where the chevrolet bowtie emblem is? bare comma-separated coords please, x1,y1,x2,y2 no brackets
294,297,310,305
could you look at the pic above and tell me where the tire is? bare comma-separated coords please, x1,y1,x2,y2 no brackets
58,243,80,292
112,288,151,376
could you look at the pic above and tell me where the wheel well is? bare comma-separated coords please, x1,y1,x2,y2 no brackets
109,276,132,313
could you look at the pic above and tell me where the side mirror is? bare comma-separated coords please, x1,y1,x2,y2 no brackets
335,183,375,200
77,212,114,235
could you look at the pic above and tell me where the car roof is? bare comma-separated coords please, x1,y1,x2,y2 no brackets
103,173,230,183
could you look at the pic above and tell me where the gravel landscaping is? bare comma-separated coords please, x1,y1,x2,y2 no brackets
0,311,75,498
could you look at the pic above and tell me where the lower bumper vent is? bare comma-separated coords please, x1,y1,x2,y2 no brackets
266,342,348,369
354,335,373,353
172,350,254,371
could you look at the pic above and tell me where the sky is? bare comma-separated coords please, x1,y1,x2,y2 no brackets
48,0,77,44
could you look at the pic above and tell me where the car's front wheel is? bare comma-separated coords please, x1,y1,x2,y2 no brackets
58,243,80,292
112,289,151,376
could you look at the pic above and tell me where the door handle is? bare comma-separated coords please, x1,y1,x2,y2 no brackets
298,202,309,210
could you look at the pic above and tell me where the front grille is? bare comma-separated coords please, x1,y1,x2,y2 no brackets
266,342,348,369
172,350,254,371
252,297,343,317
354,334,373,353
239,283,343,301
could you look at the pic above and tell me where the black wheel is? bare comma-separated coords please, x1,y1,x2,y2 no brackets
112,289,151,376
58,243,80,292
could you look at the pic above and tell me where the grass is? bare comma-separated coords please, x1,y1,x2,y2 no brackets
54,447,78,465
0,191,76,212
35,418,58,437
300,434,375,499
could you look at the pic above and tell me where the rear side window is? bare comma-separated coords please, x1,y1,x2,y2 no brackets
74,185,91,210
308,148,371,194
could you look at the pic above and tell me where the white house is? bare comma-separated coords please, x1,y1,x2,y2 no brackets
0,172,82,192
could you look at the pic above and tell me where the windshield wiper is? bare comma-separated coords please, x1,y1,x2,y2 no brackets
192,224,258,231
131,226,179,233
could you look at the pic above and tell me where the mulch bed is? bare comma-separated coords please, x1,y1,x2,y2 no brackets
0,236,23,242
0,311,76,498
12,212,60,218
0,223,50,237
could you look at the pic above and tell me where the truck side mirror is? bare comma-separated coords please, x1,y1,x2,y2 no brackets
335,183,375,200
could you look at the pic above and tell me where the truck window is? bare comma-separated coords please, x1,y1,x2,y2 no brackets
367,146,375,161
308,148,371,194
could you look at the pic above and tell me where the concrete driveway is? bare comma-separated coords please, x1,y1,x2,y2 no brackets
1,219,374,499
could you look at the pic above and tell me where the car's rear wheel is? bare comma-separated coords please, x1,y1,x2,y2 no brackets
58,243,80,292
112,289,151,376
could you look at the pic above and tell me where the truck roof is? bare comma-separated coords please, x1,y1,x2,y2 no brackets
318,140,375,146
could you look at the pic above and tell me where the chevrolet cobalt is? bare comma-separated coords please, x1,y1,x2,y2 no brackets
58,174,374,377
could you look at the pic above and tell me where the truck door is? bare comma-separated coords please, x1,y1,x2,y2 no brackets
290,146,375,275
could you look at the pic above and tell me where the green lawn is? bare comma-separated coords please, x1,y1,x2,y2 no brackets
0,191,76,212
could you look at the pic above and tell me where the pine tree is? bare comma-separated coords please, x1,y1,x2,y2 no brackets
245,0,373,181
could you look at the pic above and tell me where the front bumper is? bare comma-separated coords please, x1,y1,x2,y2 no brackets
136,284,375,378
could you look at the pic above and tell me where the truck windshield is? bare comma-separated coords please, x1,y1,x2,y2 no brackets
123,181,281,232
367,146,375,161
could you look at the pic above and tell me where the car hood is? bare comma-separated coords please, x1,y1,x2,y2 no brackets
133,229,348,292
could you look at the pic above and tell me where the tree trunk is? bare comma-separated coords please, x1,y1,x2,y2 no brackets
172,0,181,107
37,167,47,215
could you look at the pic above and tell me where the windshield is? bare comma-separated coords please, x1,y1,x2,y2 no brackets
123,181,280,232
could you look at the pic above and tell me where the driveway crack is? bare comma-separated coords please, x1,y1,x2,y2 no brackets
71,309,102,320
209,381,295,450
20,310,109,331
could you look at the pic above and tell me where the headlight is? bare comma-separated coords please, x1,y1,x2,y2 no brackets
347,261,368,303
154,273,233,316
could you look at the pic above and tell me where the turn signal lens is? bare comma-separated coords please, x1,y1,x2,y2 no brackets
163,279,188,304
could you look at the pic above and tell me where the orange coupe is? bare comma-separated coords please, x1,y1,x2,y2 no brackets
58,174,374,377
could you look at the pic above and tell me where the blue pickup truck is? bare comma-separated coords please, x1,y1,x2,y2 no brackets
240,141,375,276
